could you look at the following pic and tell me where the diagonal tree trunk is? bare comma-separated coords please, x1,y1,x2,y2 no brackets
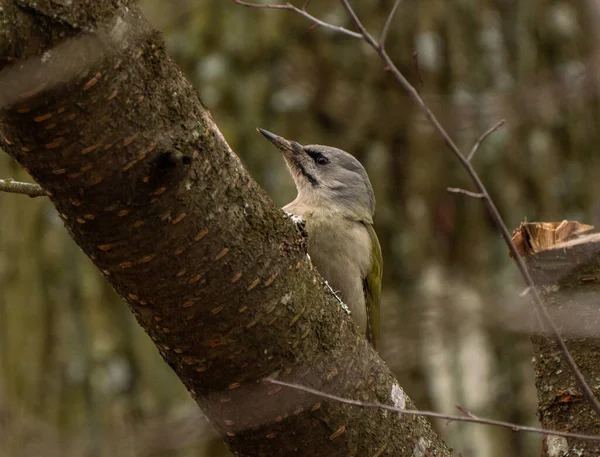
0,1,450,455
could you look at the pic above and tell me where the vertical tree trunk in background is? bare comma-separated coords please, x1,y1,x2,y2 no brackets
0,1,450,456
516,225,600,457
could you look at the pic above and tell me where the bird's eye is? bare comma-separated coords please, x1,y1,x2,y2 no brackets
316,156,330,166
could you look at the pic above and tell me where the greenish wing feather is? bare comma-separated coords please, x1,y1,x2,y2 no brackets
362,223,382,351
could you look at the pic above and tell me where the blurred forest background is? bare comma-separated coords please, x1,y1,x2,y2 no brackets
2,0,600,456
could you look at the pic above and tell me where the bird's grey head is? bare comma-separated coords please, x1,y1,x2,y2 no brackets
258,128,375,222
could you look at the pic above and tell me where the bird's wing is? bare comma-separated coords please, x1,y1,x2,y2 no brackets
363,222,382,350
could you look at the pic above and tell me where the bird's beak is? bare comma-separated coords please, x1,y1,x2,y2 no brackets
257,128,315,187
257,128,296,153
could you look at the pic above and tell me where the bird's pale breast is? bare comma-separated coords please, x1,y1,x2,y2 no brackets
303,214,371,333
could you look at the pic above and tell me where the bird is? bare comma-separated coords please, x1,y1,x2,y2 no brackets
258,128,383,350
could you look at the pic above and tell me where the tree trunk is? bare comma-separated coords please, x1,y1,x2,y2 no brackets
514,223,600,457
0,1,450,456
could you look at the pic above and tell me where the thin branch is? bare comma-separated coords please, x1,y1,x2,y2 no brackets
0,178,45,197
467,119,505,162
379,0,403,47
447,187,485,199
232,1,362,39
340,0,378,47
324,279,351,314
236,0,600,418
266,378,600,442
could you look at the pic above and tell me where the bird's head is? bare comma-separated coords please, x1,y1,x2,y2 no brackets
258,128,375,222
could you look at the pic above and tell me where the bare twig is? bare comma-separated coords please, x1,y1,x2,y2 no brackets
467,119,505,162
236,0,600,418
266,378,600,442
447,187,485,199
324,279,351,314
0,178,45,197
232,1,362,39
379,0,403,47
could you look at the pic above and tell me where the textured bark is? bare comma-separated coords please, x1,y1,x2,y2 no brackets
517,227,600,457
0,1,451,456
